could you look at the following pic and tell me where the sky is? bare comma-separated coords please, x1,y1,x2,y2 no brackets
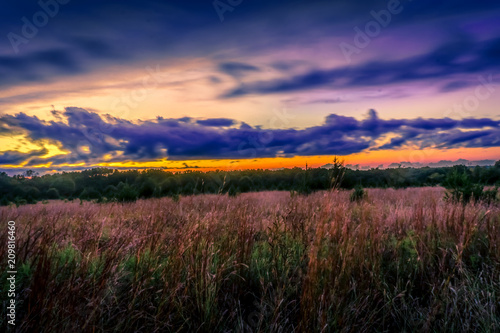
0,0,499,174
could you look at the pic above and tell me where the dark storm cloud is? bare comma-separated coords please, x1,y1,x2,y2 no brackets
0,108,499,168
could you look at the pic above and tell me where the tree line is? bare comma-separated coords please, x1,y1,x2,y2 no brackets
1,161,499,206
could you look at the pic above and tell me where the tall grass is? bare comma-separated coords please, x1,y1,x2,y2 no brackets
0,188,499,332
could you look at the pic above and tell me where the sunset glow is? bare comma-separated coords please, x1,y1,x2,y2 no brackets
1,0,499,174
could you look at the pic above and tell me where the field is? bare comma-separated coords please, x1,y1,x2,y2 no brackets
1,187,499,332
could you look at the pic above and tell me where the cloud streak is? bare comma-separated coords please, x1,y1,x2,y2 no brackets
221,37,500,98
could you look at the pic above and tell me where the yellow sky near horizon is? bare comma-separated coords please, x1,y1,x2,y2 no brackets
2,134,498,173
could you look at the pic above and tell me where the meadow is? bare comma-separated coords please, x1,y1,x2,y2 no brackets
1,187,499,332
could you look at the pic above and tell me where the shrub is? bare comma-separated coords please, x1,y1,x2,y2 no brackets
79,187,101,200
14,197,27,207
51,177,76,197
139,179,156,198
350,185,366,202
104,185,118,198
170,193,180,202
481,187,499,204
160,178,180,196
116,182,138,202
228,184,240,197
443,167,496,204
238,176,254,192
46,187,60,199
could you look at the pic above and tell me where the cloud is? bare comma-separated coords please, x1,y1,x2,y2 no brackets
218,62,260,78
0,48,83,87
196,118,235,127
221,37,500,98
0,149,48,165
440,80,473,92
0,0,498,125
0,108,499,169
1,0,497,92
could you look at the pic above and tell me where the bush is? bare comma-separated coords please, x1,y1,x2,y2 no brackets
443,167,496,204
350,185,366,202
14,197,27,207
51,177,76,197
170,193,180,202
160,178,180,196
104,185,117,198
139,179,156,198
227,185,240,197
238,176,254,192
481,187,499,204
79,187,102,200
115,182,138,202
46,187,60,199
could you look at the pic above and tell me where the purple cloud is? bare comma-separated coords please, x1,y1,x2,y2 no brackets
0,108,499,169
221,37,500,98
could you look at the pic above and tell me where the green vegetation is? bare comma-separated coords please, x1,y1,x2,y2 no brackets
350,184,366,202
1,161,499,205
443,165,499,204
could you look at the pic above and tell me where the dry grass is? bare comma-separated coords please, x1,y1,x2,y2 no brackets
1,187,499,332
